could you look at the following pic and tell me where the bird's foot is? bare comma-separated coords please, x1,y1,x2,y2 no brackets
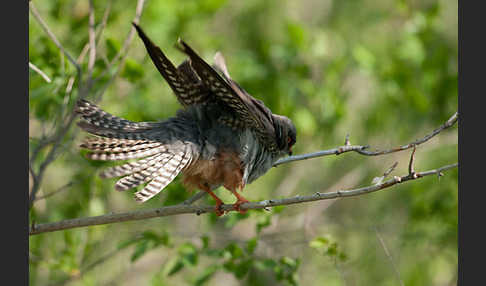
232,198,249,214
214,201,224,216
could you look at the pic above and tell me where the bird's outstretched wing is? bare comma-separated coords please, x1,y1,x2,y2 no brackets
133,23,279,151
133,23,209,106
176,39,280,152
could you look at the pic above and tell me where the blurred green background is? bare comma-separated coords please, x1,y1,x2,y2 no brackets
29,0,457,285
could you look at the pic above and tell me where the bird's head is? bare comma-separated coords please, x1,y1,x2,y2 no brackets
273,114,297,156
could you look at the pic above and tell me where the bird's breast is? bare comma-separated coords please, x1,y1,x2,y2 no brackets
182,149,244,192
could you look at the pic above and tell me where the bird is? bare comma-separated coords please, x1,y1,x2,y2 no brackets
74,23,297,216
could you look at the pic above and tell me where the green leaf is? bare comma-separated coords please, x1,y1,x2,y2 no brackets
309,237,329,250
223,260,236,272
234,259,252,279
117,238,140,250
163,257,185,276
121,58,144,83
105,37,121,60
326,242,338,256
287,21,306,49
205,249,223,257
131,240,149,262
280,256,298,270
194,265,219,286
254,258,277,271
338,252,348,262
224,212,250,228
179,243,199,266
201,235,210,250
224,243,243,259
141,230,160,241
142,230,170,246
272,205,286,214
246,238,258,255
256,215,272,234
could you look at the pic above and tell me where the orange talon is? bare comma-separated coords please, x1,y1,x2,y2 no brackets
232,198,249,214
214,200,224,216
200,184,225,216
230,189,249,214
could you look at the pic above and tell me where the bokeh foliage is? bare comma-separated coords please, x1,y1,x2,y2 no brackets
29,0,457,285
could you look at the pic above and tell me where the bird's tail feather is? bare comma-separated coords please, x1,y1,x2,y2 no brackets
75,99,197,203
133,144,193,202
75,99,157,140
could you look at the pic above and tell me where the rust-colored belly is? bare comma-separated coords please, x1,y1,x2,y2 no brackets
182,150,244,192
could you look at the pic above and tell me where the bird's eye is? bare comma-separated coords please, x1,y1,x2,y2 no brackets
287,137,294,146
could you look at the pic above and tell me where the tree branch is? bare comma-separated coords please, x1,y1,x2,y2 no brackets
28,0,146,209
33,182,74,202
65,0,112,95
274,112,458,166
87,0,97,85
374,226,405,286
29,162,457,235
30,110,458,230
28,61,51,83
92,0,146,102
29,2,81,75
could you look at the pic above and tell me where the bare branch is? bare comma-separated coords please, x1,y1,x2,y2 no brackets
182,191,207,205
65,1,112,95
372,161,399,185
384,162,399,178
29,162,458,235
274,145,367,166
408,145,417,177
29,0,144,209
274,112,458,166
356,112,458,156
29,62,51,83
374,226,405,286
33,182,74,202
29,2,81,74
92,0,146,101
87,0,97,80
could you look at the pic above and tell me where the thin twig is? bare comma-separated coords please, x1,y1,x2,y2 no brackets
29,2,80,74
274,145,368,166
31,18,103,198
29,162,458,235
87,0,97,82
92,0,146,96
50,247,123,286
274,112,458,166
29,109,80,208
34,182,74,202
29,0,145,209
65,1,112,95
356,112,458,156
29,62,51,83
374,226,405,286
408,145,417,177
384,162,399,178
372,161,399,185
182,191,207,205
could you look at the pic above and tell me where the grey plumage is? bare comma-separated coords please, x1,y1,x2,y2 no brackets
75,24,296,204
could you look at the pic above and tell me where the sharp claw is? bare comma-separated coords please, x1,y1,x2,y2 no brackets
215,202,224,216
232,199,249,214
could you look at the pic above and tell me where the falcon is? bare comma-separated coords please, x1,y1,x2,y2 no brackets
75,23,297,215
